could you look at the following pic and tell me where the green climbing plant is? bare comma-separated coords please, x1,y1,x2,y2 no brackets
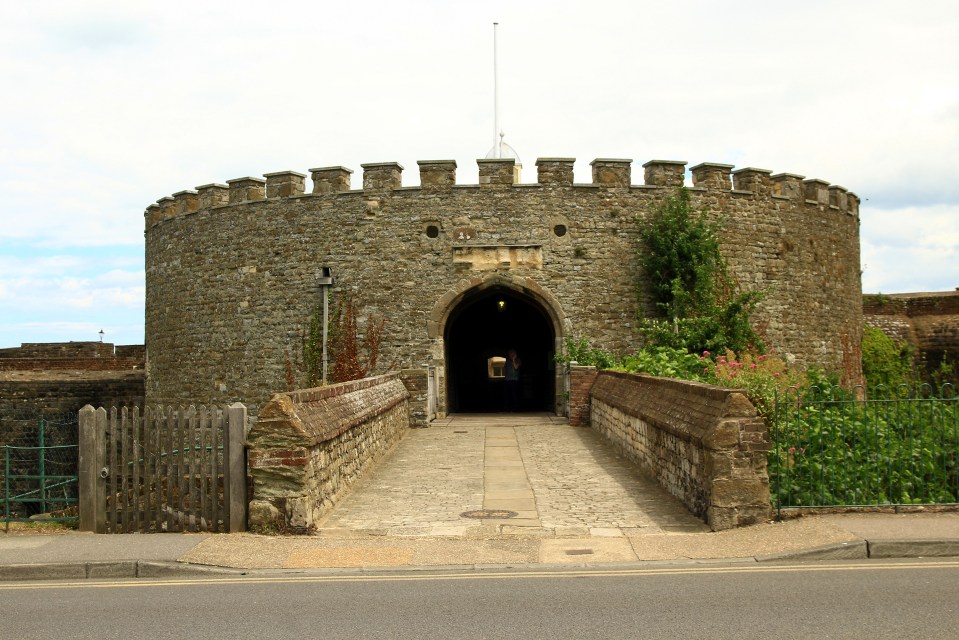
637,186,764,355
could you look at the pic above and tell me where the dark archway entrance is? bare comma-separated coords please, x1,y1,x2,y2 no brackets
445,286,556,413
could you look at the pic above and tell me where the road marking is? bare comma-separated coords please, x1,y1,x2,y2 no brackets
3,560,959,591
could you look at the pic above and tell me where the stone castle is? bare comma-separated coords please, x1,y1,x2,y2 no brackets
143,156,863,418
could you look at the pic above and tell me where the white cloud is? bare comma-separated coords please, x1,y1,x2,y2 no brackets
861,204,959,293
1,0,959,344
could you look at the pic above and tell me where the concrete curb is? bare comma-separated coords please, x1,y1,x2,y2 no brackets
0,560,242,582
755,540,869,562
867,539,959,558
4,538,959,582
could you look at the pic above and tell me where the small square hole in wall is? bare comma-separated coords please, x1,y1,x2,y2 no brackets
426,225,440,238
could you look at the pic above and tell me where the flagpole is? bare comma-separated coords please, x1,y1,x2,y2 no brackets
493,22,500,158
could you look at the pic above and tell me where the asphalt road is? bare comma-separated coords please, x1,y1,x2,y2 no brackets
5,560,959,639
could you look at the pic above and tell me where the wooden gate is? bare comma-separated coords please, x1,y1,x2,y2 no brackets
78,404,247,533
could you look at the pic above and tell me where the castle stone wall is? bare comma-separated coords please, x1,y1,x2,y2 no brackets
145,157,862,412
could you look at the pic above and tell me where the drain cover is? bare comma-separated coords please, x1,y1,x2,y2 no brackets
460,509,518,519
565,549,594,556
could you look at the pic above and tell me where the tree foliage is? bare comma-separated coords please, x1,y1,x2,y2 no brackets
637,187,764,355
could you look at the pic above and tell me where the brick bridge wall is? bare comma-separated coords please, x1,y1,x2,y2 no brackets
246,373,411,533
571,367,771,530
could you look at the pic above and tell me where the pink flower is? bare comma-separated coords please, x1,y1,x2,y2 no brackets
750,363,757,369
788,447,796,453
703,350,711,356
773,372,780,378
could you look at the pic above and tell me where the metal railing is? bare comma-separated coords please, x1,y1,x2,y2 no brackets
771,383,958,514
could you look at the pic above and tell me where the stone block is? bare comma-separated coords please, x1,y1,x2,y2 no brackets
690,162,733,191
310,166,353,194
642,160,686,187
265,171,307,198
590,158,632,187
417,160,456,190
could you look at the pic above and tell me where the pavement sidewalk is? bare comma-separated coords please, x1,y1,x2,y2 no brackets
2,512,959,581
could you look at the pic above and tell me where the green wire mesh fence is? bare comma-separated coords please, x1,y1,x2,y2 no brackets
2,410,79,529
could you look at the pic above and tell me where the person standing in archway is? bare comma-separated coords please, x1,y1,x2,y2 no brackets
504,348,522,412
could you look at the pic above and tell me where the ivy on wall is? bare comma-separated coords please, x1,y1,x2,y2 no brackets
637,186,764,355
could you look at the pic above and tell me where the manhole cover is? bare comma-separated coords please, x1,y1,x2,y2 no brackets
460,509,518,519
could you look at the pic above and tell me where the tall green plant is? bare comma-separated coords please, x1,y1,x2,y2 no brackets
637,187,764,355
861,325,914,388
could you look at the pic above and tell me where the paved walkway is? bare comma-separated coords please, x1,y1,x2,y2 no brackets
314,414,708,538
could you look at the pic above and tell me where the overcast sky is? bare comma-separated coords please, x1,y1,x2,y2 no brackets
1,0,957,348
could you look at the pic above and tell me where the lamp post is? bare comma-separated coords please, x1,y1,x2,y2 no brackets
98,329,104,343
317,267,334,385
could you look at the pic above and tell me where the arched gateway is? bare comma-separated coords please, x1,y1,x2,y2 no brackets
429,276,567,416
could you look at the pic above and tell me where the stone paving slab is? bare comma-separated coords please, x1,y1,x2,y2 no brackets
317,414,706,537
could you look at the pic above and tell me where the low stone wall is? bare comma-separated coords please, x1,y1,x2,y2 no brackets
574,368,771,530
246,373,410,533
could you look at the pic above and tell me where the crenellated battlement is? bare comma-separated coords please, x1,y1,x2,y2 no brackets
144,156,860,229
144,150,863,413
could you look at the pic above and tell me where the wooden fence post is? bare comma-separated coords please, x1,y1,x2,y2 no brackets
78,406,107,533
224,403,248,532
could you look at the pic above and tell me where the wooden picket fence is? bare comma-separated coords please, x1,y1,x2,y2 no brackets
78,404,247,533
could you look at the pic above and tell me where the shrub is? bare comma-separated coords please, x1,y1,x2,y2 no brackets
861,325,914,388
637,187,764,355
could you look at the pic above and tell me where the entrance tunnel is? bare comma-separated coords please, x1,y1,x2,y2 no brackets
445,286,556,413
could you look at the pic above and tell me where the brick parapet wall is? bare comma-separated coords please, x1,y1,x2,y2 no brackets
246,374,410,533
0,358,143,372
568,365,599,426
588,371,770,530
0,342,141,359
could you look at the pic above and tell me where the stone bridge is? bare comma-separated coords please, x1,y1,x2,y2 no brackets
246,368,771,535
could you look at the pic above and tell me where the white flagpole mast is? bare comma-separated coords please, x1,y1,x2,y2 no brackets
493,22,500,158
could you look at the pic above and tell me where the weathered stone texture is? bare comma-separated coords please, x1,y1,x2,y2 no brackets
144,156,862,412
864,291,959,383
246,374,410,532
588,370,770,530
